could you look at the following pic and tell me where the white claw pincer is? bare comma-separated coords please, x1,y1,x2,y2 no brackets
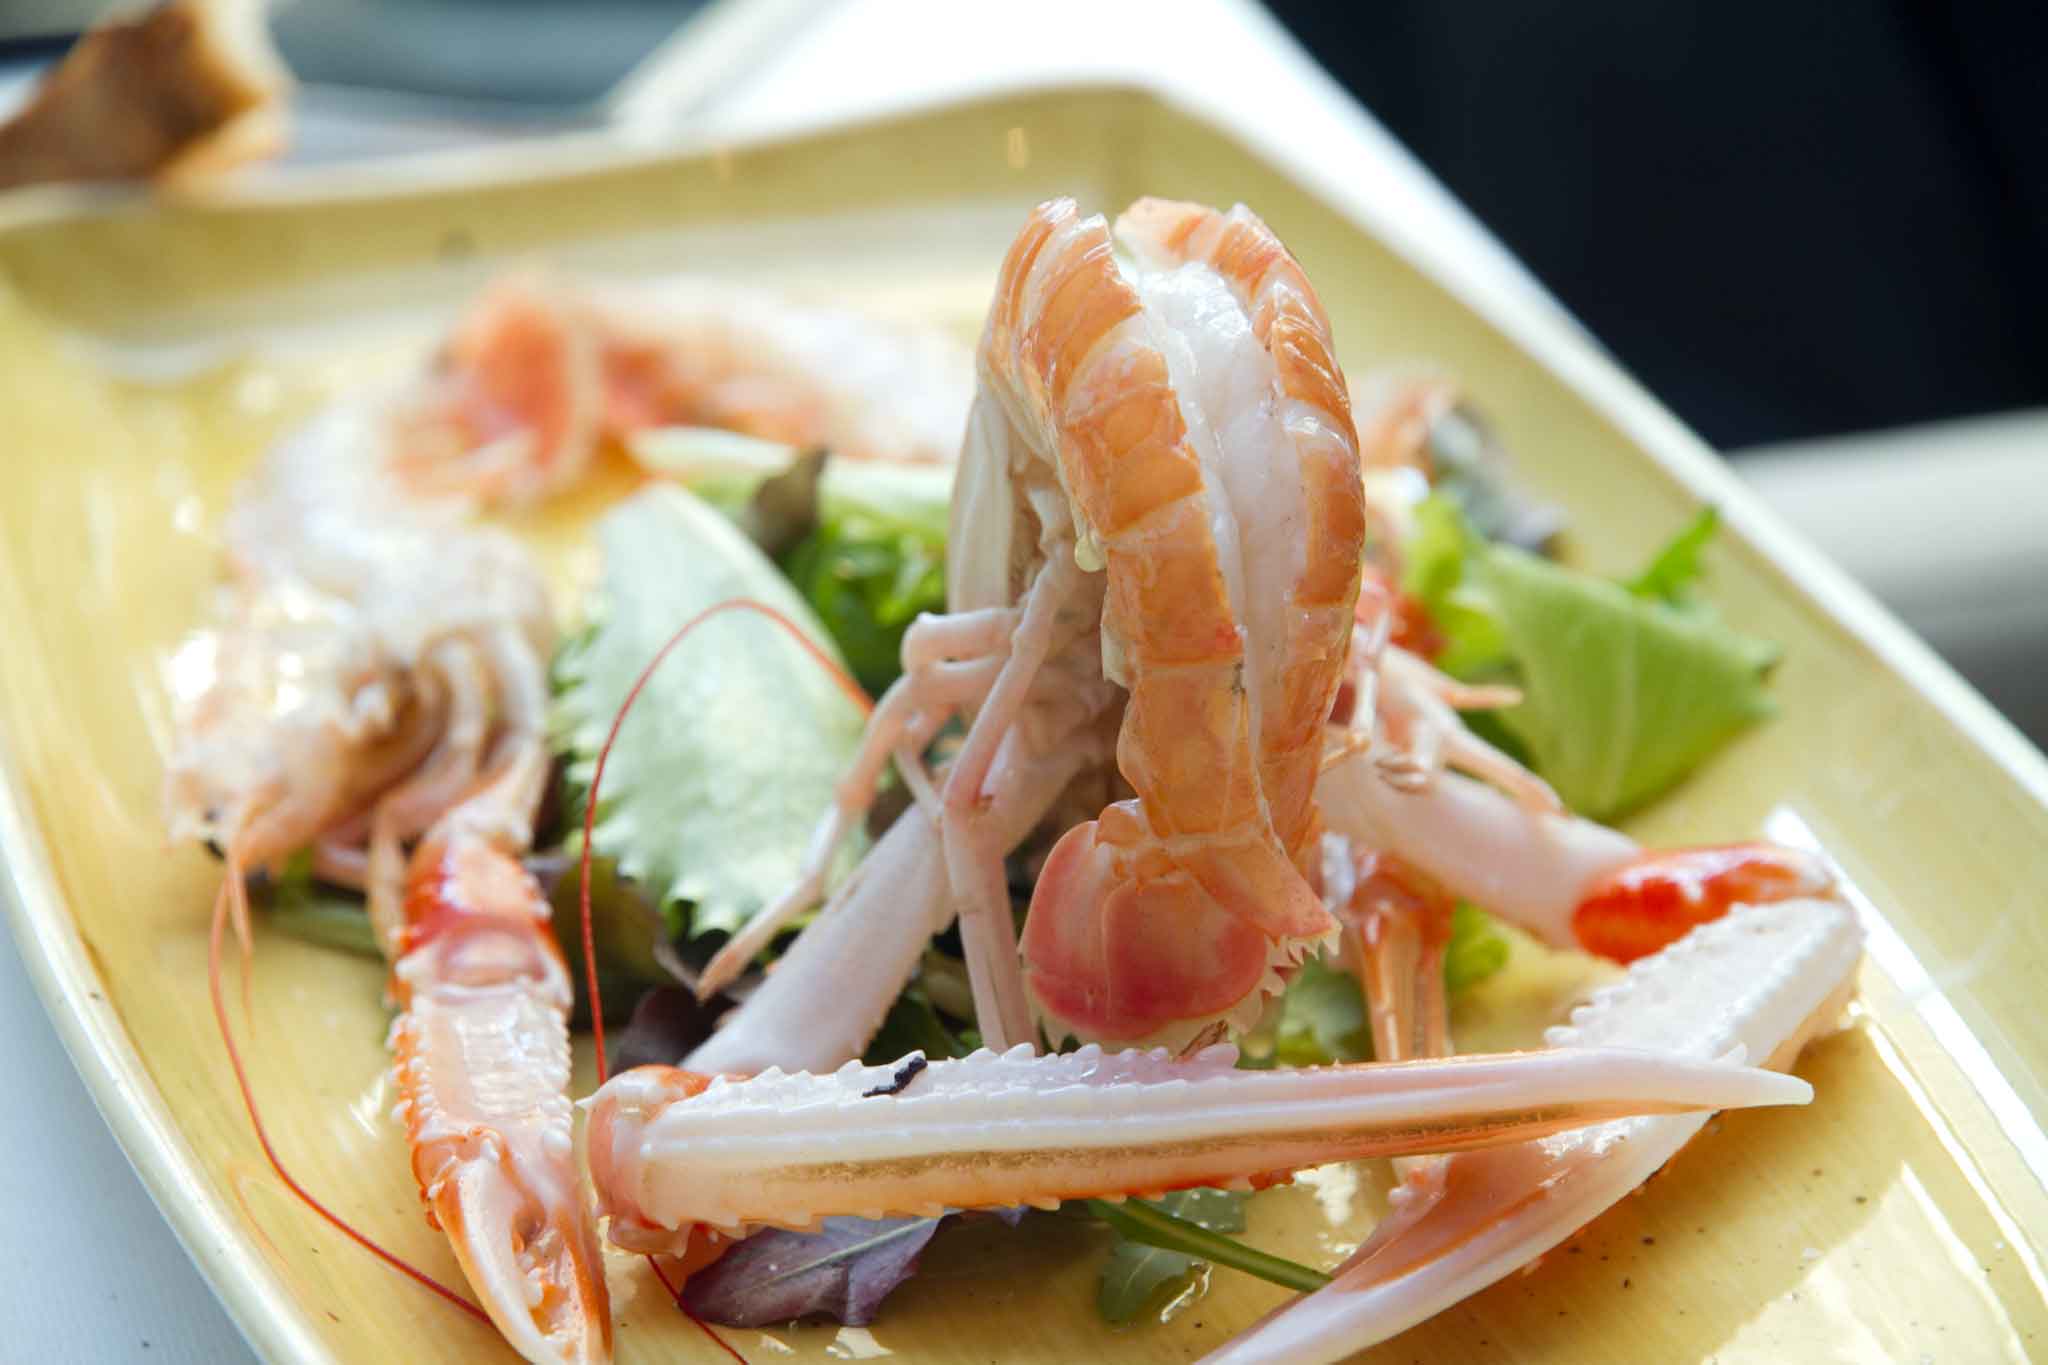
1200,896,1862,1365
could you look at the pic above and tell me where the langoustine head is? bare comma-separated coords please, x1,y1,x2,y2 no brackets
961,196,1366,1050
163,593,443,883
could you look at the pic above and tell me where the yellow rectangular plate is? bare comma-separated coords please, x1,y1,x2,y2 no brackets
1,86,2044,1363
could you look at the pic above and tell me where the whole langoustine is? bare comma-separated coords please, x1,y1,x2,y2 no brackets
699,196,1368,1060
647,196,1854,1365
390,274,974,504
167,397,609,1364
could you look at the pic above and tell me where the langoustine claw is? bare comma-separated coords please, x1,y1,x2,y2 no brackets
1572,842,1837,962
1318,752,1832,964
585,1042,1807,1244
390,822,610,1364
1202,896,1862,1363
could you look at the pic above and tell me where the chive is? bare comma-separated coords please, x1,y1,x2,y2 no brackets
268,899,379,957
1086,1199,1331,1295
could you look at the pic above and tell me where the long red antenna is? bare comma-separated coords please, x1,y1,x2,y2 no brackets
650,1255,748,1365
577,596,872,1081
203,599,865,1358
207,877,490,1324
577,596,868,1365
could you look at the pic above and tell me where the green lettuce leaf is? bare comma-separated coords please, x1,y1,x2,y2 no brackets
1094,1189,1251,1324
1444,903,1511,995
629,428,952,694
1624,506,1719,605
1271,952,1373,1067
1479,542,1777,819
1404,497,1777,821
783,505,946,696
1403,496,1512,678
553,486,868,939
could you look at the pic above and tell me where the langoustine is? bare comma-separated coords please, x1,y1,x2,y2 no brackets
1011,195,1367,1050
167,399,609,1362
708,194,1367,1058
390,274,974,504
609,194,1856,1360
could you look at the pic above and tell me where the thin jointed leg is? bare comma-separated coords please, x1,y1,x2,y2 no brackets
941,555,1081,1052
697,607,1017,997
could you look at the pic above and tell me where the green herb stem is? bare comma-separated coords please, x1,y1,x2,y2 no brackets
1086,1199,1331,1295
267,899,379,958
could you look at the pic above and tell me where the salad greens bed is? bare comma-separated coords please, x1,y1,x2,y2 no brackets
261,423,1779,1330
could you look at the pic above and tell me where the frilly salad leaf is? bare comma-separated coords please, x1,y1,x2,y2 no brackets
681,1215,946,1328
609,986,724,1074
1269,952,1374,1067
1625,505,1720,605
1405,497,1778,821
783,499,947,696
553,485,868,940
630,428,952,693
530,853,686,1028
